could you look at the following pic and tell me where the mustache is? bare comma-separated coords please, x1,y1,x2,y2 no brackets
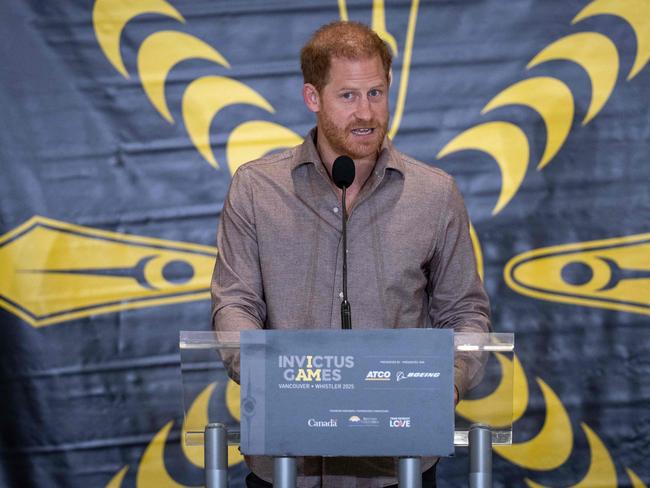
346,119,387,131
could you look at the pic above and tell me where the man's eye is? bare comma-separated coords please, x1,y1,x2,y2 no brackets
342,92,354,100
369,89,382,97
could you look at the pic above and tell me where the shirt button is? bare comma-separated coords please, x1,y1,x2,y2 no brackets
339,291,344,299
333,207,339,213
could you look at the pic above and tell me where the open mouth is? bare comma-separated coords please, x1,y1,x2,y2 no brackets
351,128,374,136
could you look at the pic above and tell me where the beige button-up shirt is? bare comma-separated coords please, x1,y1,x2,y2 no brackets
212,130,490,487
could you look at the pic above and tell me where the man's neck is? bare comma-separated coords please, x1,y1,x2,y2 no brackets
316,137,378,209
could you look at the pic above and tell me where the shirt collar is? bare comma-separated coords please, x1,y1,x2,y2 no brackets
293,127,405,177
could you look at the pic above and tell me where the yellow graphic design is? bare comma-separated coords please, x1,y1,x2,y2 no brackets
439,72,579,213
525,424,616,487
180,381,243,469
93,0,301,172
181,383,218,468
528,32,618,125
106,381,243,488
437,121,529,215
436,0,649,215
106,467,129,488
386,0,419,140
457,355,647,487
0,216,216,327
181,76,274,169
496,378,573,470
469,223,484,281
628,468,648,488
370,0,398,57
93,0,185,78
457,353,527,428
227,121,303,175
137,31,230,123
457,354,573,471
94,0,419,173
505,232,650,316
572,0,650,80
481,77,574,170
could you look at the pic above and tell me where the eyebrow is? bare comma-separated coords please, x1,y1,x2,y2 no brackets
337,84,386,92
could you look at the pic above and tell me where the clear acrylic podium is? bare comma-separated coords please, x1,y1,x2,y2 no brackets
179,330,514,488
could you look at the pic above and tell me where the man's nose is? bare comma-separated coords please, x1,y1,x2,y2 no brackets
355,97,372,121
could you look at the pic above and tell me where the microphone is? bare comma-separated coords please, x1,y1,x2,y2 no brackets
332,156,355,330
332,155,355,189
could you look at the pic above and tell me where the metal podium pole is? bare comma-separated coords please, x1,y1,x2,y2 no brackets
399,457,422,488
205,423,228,488
274,457,297,488
469,424,492,488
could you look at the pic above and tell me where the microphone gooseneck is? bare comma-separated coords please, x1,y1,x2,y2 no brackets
340,184,352,330
332,156,355,330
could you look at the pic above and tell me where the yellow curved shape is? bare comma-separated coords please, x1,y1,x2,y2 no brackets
626,467,648,488
469,223,484,281
566,424,617,487
92,0,185,78
437,122,529,215
226,121,303,175
511,355,529,424
372,0,399,57
456,353,527,427
525,476,546,486
137,421,196,488
105,466,128,488
525,423,617,488
180,383,216,468
527,32,619,126
388,0,419,139
482,77,574,170
573,0,650,80
138,31,230,123
495,378,573,470
226,379,241,422
179,381,243,469
182,76,275,169
338,0,349,21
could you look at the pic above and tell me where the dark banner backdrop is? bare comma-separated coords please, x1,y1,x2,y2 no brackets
1,1,648,487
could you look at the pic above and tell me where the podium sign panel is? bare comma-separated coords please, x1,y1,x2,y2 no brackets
240,329,454,457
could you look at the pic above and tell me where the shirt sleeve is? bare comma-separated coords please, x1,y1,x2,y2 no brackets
211,168,267,328
210,168,268,383
428,179,491,399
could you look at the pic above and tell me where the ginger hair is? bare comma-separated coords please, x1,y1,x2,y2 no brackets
300,21,392,92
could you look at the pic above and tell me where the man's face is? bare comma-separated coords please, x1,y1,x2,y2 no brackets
305,55,389,161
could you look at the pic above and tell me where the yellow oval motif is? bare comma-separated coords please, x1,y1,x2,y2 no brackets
505,233,650,315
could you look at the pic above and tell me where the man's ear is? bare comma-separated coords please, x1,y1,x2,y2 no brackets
303,83,320,113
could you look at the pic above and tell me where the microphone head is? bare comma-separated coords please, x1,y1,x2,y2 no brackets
332,155,356,189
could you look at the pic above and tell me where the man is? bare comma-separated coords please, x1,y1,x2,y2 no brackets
212,21,490,488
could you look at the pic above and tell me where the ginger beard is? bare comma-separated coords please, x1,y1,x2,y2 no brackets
317,107,389,161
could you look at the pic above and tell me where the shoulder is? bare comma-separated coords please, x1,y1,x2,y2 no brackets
391,147,456,193
234,146,298,180
225,145,301,208
389,147,469,220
